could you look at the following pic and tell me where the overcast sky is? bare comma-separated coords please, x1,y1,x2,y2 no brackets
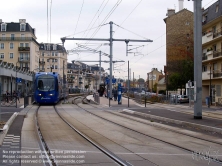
1,0,218,80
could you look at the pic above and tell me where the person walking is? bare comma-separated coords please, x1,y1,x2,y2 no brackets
6,91,10,103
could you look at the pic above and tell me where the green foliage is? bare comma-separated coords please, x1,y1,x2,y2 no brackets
158,90,166,95
168,60,194,91
85,85,89,89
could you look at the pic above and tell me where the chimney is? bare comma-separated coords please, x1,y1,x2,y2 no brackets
179,0,184,11
166,9,175,16
19,19,26,23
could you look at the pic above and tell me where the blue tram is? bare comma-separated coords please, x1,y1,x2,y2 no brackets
34,72,66,104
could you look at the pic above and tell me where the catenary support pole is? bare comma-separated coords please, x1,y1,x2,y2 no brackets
193,0,202,119
109,22,113,107
128,60,129,107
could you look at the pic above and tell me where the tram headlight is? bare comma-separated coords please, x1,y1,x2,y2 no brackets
49,94,54,96
38,94,42,96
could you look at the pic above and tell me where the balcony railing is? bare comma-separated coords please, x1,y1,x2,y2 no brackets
213,50,222,58
18,47,30,51
0,37,33,41
39,60,45,64
202,56,207,61
18,57,30,62
213,30,222,38
213,72,222,78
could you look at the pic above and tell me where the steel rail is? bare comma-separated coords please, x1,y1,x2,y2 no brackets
54,99,131,166
79,97,222,164
35,106,58,166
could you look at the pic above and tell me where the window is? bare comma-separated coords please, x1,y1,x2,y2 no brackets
216,5,219,13
10,43,13,49
55,65,58,69
213,63,217,72
2,34,5,39
52,52,54,56
53,44,56,50
1,43,4,49
52,59,54,62
55,52,58,56
9,53,13,59
20,53,24,60
213,44,217,51
47,59,50,62
25,43,29,47
202,65,207,72
0,53,4,59
55,59,58,62
51,65,54,69
11,34,15,40
20,23,26,31
20,43,24,47
21,34,25,39
1,23,6,31
42,52,44,56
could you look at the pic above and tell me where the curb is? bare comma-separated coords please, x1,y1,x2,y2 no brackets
122,109,222,134
0,112,18,145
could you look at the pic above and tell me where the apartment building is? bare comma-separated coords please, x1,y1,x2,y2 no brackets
202,0,222,104
39,43,67,79
0,19,39,71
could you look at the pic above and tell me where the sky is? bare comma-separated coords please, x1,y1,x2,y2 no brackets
1,0,218,80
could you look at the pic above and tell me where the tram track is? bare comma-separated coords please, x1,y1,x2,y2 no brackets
35,103,131,166
72,96,222,165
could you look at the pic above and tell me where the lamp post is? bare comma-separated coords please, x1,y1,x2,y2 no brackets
166,72,168,100
209,63,212,105
15,61,20,108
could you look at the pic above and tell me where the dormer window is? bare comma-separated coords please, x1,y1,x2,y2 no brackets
1,23,7,31
53,44,56,50
20,23,26,31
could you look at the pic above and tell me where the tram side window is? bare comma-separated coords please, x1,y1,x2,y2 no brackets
38,80,44,90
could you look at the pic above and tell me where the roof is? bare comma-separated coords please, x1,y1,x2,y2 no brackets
158,75,165,81
163,8,193,23
0,22,36,36
39,43,66,52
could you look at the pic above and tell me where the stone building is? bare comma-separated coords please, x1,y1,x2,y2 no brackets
164,8,194,74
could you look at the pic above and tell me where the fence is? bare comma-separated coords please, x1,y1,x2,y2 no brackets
0,95,17,107
126,92,180,106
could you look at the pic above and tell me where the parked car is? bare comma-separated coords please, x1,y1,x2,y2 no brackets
177,95,189,103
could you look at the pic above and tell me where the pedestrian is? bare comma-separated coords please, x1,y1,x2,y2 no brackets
6,91,10,103
114,89,117,101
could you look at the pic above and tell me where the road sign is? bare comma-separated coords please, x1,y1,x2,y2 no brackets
16,78,22,83
106,78,116,84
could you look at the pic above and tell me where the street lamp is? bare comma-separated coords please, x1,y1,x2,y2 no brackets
209,63,212,105
15,61,20,108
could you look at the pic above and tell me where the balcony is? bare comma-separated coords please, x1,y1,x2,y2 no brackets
202,71,210,80
39,68,45,72
18,47,30,51
213,50,222,58
39,60,45,64
213,72,222,78
213,30,222,39
18,57,30,62
0,37,33,41
202,32,213,45
202,55,207,61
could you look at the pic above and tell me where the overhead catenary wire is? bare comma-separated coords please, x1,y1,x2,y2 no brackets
74,0,85,35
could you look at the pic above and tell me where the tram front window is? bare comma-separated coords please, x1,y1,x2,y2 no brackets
37,75,55,91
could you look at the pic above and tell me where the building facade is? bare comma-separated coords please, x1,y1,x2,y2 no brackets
164,8,194,74
202,0,222,104
0,19,39,71
147,68,163,93
39,43,67,80
0,19,39,94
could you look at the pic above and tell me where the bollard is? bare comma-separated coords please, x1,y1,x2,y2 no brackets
145,96,146,107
